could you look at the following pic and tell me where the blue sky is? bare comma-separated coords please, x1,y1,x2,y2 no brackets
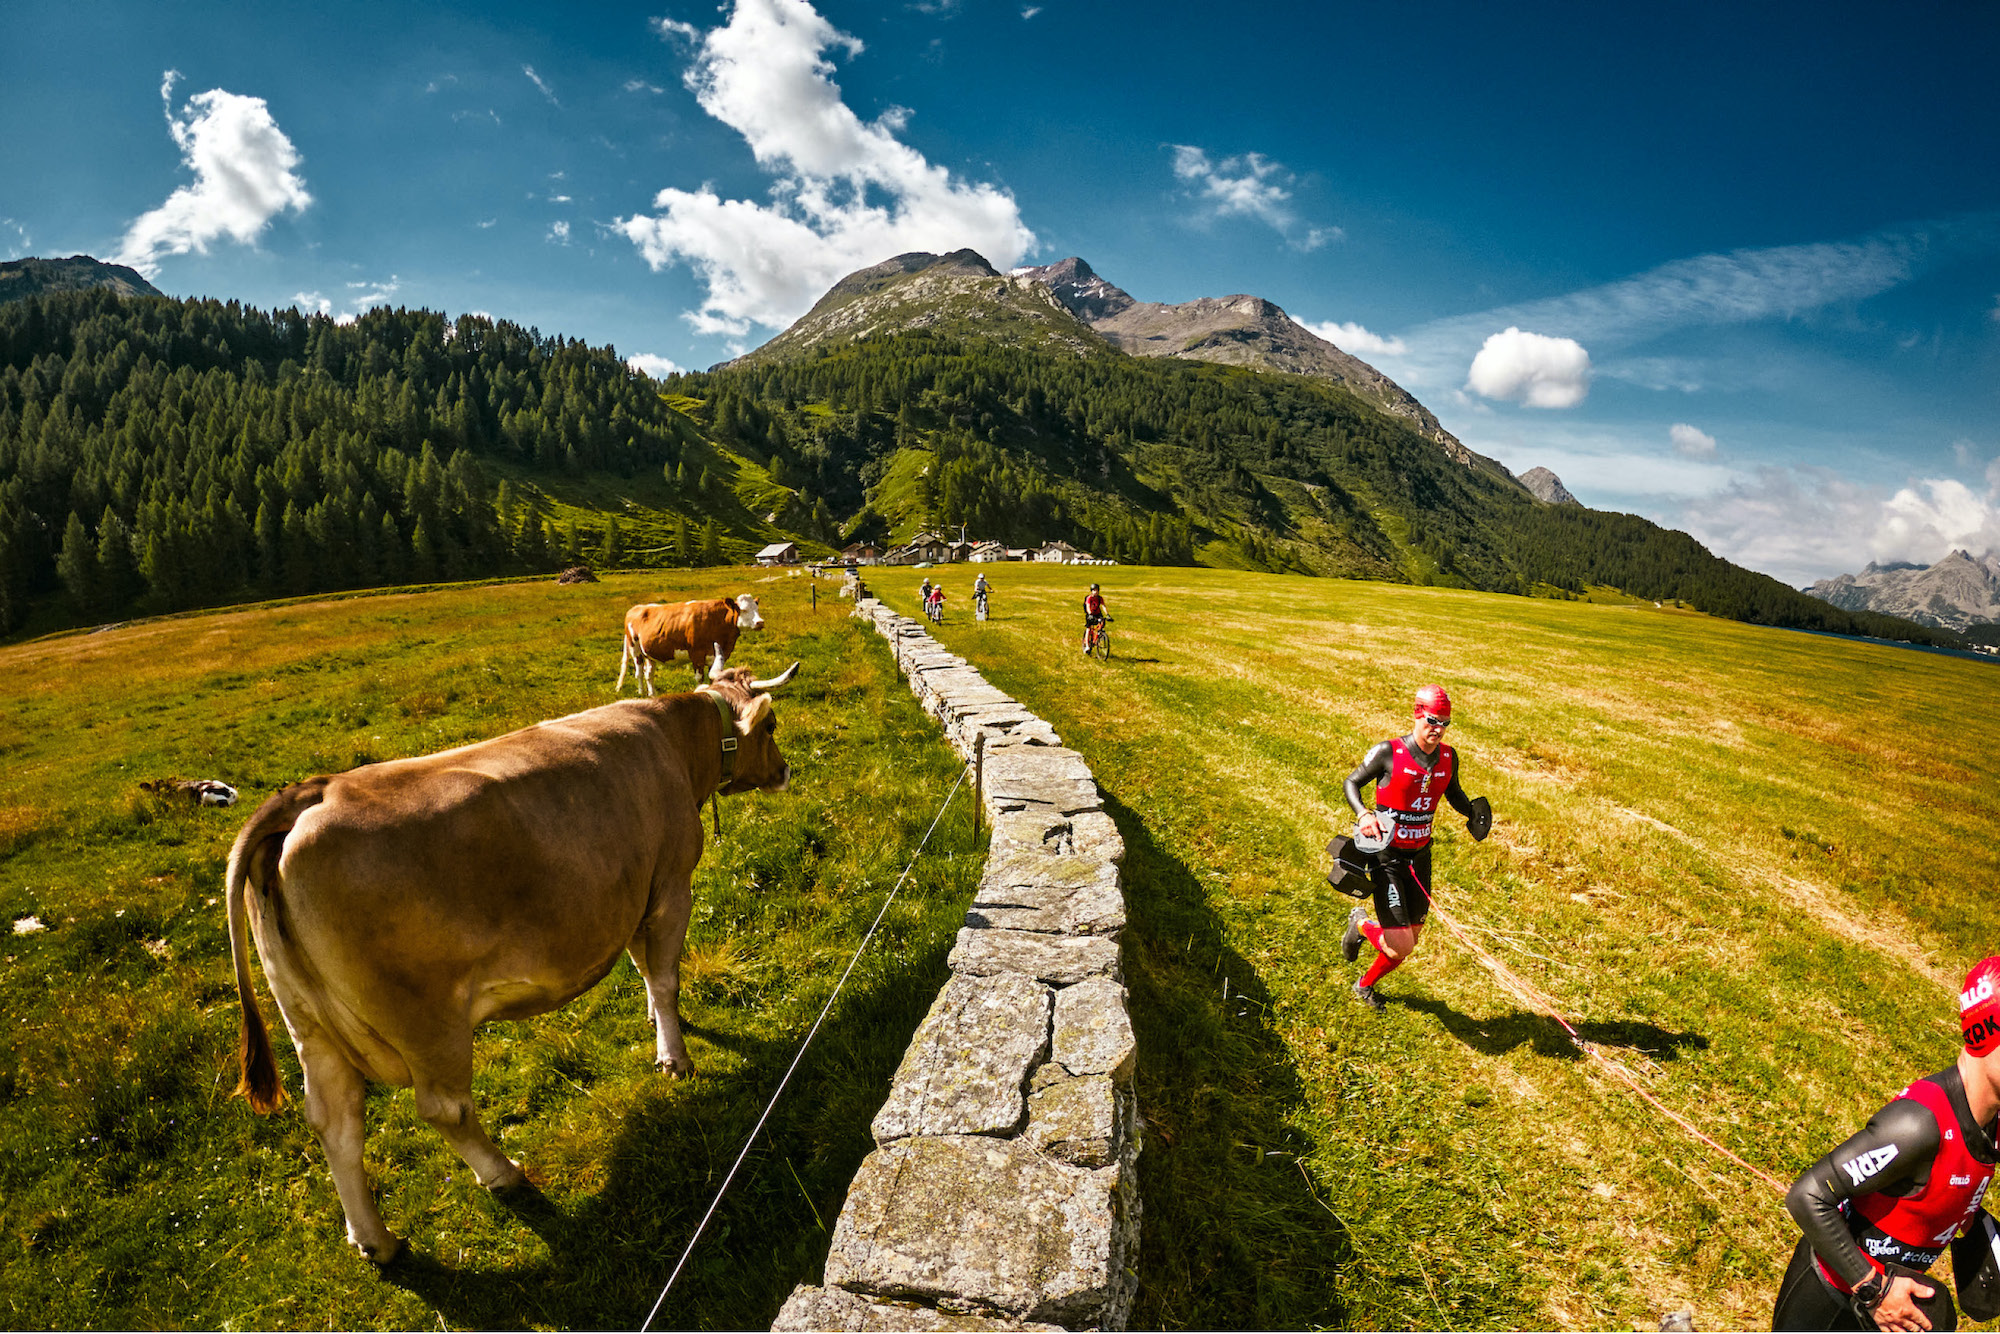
5,0,1997,585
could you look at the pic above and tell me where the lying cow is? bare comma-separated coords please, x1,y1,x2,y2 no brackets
616,594,764,695
225,662,799,1264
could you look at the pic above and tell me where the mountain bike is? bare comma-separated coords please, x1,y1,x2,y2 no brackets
1085,616,1112,661
974,590,989,621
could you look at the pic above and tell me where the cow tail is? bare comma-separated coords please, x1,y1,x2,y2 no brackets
224,782,325,1113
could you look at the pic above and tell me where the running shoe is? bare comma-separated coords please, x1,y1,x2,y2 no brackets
1341,905,1367,963
1354,981,1385,1012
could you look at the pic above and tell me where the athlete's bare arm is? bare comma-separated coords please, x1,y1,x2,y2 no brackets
1786,1100,1939,1288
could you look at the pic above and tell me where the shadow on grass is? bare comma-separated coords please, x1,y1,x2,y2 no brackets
1397,994,1710,1063
380,930,956,1331
1104,789,1353,1330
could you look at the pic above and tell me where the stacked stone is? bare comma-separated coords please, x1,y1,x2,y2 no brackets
772,600,1139,1333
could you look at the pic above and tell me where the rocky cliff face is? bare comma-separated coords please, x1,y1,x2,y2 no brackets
1014,256,1515,481
1518,466,1580,506
723,250,1105,368
0,255,163,304
1805,549,2000,631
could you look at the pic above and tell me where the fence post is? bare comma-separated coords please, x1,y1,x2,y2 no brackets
972,730,985,842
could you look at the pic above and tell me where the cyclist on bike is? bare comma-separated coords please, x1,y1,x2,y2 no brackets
930,583,946,623
974,571,991,620
1082,583,1107,654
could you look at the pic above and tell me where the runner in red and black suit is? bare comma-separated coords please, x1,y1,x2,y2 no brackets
1339,684,1481,1012
1774,957,2000,1332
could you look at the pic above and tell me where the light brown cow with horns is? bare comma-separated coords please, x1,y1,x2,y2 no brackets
225,662,799,1264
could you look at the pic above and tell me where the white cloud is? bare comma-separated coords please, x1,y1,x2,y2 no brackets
476,218,498,229
452,108,504,127
548,220,571,245
115,71,311,277
1169,145,1338,252
1293,316,1407,358
624,79,667,94
293,276,400,324
523,65,560,106
1670,422,1717,459
0,217,29,260
628,352,683,378
617,0,1036,336
1465,327,1592,408
550,194,573,203
1021,4,1042,15
1667,464,2000,585
1390,213,2000,395
1873,477,2000,565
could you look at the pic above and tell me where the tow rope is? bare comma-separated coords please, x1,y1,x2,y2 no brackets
1402,860,1789,1198
638,761,971,1330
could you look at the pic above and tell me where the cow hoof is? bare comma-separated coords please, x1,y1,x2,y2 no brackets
356,1234,405,1267
656,1057,697,1079
479,1160,529,1191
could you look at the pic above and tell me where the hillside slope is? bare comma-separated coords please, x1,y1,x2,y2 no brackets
1015,255,1502,475
0,255,163,303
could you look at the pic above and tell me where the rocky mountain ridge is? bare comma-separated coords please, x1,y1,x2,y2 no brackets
1805,549,2000,631
725,250,1104,367
0,255,162,304
1518,467,1580,506
1014,256,1496,473
729,249,1547,493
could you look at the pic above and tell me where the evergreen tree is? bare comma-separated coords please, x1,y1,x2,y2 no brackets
96,507,142,612
600,514,624,568
700,519,723,567
56,511,97,612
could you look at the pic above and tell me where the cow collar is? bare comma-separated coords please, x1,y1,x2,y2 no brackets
700,688,739,782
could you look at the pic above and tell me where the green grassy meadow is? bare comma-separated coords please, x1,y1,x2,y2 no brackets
0,570,982,1329
891,563,2000,1331
5,558,1997,1331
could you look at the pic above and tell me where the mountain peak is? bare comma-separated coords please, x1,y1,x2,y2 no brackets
1518,467,1580,506
1807,549,2000,631
721,249,1102,369
1016,256,1514,484
0,255,164,305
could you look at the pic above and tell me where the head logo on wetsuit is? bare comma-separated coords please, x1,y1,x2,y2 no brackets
1961,956,2000,1056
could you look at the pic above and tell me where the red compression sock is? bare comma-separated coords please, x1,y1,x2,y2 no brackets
1360,921,1384,950
1359,952,1402,988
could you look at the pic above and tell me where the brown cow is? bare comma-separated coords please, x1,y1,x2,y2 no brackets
225,663,799,1264
616,594,765,695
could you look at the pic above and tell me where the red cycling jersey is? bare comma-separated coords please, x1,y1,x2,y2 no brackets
1083,593,1105,617
1372,738,1458,850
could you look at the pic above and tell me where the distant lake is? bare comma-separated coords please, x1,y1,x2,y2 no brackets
1784,626,1999,665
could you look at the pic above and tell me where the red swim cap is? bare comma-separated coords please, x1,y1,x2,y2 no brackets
1413,684,1452,721
1961,957,2000,1056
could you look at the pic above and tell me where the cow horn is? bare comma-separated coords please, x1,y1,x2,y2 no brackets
748,662,801,692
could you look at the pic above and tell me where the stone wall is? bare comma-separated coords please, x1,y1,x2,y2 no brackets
773,599,1140,1332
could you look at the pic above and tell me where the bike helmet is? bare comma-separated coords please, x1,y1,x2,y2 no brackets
1413,684,1452,723
1090,583,1100,592
1962,957,2000,1056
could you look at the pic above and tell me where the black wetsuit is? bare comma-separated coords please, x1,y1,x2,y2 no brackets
1775,1065,1999,1330
1343,737,1474,929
